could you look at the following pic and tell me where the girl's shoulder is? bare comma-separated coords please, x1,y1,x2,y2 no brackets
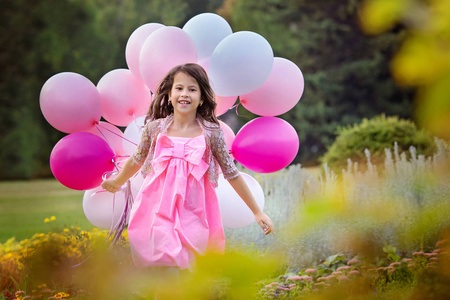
200,119,221,132
144,118,165,134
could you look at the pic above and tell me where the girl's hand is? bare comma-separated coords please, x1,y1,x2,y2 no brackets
101,178,121,193
255,211,274,235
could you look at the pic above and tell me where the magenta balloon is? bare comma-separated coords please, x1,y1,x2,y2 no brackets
232,117,299,173
139,26,198,93
85,121,125,157
125,23,165,81
241,57,304,116
97,69,151,126
40,72,102,133
50,132,115,190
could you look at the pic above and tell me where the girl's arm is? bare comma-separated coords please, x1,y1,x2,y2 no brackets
228,175,274,235
102,120,155,193
101,157,141,193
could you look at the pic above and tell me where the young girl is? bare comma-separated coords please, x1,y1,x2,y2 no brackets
101,63,274,270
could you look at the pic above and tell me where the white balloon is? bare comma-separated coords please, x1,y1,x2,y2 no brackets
114,159,146,199
209,31,274,97
183,13,232,60
82,186,127,230
123,115,146,156
216,172,265,228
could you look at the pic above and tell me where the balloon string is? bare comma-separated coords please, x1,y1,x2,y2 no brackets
229,98,252,121
94,123,116,152
229,102,240,116
96,122,138,146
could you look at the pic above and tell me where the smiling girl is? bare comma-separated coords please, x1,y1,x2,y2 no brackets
101,63,273,270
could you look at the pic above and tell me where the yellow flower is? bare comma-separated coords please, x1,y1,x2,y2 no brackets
63,228,69,233
44,218,50,223
54,292,70,298
50,216,56,221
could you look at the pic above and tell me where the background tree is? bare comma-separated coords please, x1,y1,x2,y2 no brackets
0,0,214,180
0,0,418,179
218,0,414,165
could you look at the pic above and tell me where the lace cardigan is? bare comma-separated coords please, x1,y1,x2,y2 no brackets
132,114,240,188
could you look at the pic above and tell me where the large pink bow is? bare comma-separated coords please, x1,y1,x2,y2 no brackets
151,134,209,181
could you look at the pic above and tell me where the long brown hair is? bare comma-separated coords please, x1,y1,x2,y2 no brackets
145,63,219,125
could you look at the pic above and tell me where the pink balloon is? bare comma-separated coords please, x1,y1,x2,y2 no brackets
125,23,165,82
197,56,210,72
219,120,235,160
240,57,304,116
40,72,101,133
139,26,198,93
215,95,237,116
97,69,151,127
85,121,125,157
50,132,115,190
232,117,299,173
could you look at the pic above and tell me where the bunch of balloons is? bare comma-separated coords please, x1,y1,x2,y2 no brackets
40,13,304,229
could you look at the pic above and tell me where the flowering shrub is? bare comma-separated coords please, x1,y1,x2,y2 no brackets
259,238,450,299
227,139,450,269
0,226,111,296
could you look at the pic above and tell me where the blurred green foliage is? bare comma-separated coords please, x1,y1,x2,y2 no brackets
320,115,436,172
0,0,416,179
0,0,221,180
219,0,414,165
360,0,450,140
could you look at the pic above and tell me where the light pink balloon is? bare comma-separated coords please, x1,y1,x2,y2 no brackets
97,69,151,127
83,186,127,230
232,117,299,173
139,26,198,93
40,72,101,133
240,57,304,116
215,95,237,116
125,23,165,81
197,56,210,72
50,132,115,190
85,121,125,157
219,120,235,160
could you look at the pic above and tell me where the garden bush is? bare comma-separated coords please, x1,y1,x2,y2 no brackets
320,115,436,172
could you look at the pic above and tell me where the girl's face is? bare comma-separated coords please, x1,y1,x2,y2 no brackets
169,72,202,118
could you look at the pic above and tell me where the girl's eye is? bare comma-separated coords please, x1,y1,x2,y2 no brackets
190,89,197,92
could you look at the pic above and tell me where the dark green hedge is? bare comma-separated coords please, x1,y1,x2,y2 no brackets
320,115,436,172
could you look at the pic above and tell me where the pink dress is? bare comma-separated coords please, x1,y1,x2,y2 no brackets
128,132,225,270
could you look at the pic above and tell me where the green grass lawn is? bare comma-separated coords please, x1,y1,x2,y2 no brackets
0,166,322,244
0,179,95,243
